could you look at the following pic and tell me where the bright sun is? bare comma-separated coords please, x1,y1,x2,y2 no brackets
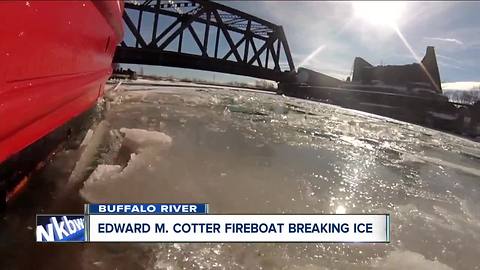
352,1,406,27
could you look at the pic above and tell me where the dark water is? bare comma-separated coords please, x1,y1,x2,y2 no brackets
1,83,479,269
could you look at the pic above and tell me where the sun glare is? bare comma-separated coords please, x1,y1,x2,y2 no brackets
352,1,406,27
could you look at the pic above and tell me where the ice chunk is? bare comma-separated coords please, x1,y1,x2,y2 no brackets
79,129,94,147
401,153,480,177
83,165,123,185
80,128,173,203
80,150,166,203
373,250,453,270
68,121,110,185
119,128,172,152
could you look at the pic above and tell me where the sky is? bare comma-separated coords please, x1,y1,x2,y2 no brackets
123,1,480,90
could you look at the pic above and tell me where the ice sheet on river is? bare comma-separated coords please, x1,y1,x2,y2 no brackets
78,85,479,269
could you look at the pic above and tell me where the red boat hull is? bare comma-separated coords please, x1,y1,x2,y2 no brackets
0,1,124,164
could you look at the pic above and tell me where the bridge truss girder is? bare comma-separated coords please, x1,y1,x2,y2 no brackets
114,0,296,82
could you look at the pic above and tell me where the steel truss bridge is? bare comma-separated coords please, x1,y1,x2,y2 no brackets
114,0,296,82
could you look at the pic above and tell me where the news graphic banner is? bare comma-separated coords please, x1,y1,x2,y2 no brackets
36,215,86,242
86,203,208,215
36,204,390,243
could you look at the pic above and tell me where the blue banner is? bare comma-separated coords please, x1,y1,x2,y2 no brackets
87,203,208,215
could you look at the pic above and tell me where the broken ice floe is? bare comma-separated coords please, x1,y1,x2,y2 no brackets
119,128,172,151
80,128,172,202
67,121,110,186
372,249,453,270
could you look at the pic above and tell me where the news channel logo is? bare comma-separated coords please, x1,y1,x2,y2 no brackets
36,215,86,242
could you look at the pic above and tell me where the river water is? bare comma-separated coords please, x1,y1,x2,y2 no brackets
1,82,479,269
